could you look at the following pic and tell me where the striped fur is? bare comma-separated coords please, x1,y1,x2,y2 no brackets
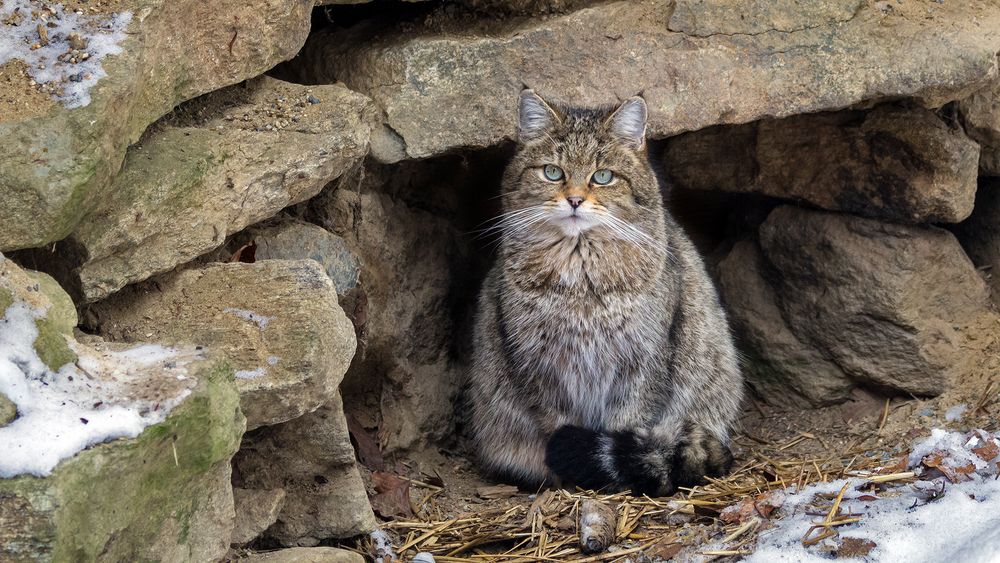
469,90,743,496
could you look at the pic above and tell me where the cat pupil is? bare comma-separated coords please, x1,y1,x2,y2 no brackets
593,169,613,185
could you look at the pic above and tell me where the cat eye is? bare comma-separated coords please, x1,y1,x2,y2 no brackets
543,164,564,182
592,169,614,185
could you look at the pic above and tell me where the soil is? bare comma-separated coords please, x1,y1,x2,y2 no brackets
0,60,55,123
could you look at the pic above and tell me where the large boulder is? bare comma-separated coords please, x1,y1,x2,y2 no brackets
664,105,980,224
74,77,375,302
959,79,1000,176
233,394,376,545
285,0,1000,159
717,206,998,404
88,260,357,431
0,0,317,251
0,255,244,561
241,547,365,563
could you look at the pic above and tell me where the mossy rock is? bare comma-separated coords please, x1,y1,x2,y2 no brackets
0,359,245,562
0,394,15,427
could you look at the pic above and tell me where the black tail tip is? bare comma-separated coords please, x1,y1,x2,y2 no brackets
545,425,615,491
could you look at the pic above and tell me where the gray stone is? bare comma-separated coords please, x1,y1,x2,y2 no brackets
664,105,980,224
0,0,317,252
233,394,376,545
287,0,1000,159
89,260,357,431
74,77,375,302
241,547,365,563
234,219,361,297
959,79,1000,175
232,488,287,545
720,205,998,403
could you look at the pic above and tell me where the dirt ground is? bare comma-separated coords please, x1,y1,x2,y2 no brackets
316,329,1000,562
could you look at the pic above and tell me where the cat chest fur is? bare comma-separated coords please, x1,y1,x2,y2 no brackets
501,288,662,428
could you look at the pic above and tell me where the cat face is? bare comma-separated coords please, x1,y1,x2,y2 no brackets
502,89,663,242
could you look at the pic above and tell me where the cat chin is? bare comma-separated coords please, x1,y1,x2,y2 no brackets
554,215,597,237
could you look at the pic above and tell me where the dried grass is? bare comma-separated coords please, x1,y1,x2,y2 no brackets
360,436,914,562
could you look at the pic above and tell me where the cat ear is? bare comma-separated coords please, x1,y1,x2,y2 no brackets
607,96,647,150
518,89,560,143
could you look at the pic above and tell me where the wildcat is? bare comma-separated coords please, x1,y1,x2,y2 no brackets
468,89,743,496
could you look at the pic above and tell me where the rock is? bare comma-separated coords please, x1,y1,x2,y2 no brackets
313,184,468,451
955,179,1000,300
242,547,365,563
88,260,357,431
0,0,317,252
959,79,1000,175
74,77,375,302
225,218,361,297
232,488,287,545
717,241,853,406
0,255,76,371
287,0,1000,159
0,393,15,427
233,394,376,545
0,255,244,562
664,105,980,224
720,206,997,402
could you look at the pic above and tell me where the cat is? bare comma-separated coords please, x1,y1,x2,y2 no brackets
468,89,743,496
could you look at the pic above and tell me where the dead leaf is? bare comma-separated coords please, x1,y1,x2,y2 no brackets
370,471,413,519
720,491,784,524
837,537,876,558
650,542,684,560
476,484,520,499
880,453,909,474
857,495,878,502
346,413,385,471
973,440,999,462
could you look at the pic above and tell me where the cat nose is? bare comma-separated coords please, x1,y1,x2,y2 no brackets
567,196,584,209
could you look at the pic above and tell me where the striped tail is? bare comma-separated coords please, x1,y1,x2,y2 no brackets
544,424,732,496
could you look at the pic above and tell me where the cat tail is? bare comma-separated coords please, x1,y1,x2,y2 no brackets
544,424,730,496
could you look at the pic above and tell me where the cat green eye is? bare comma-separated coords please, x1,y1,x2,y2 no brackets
592,169,614,185
543,164,564,182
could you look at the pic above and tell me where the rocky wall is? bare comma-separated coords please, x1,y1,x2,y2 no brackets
3,0,1000,559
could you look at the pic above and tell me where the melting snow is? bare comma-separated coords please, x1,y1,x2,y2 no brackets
944,403,967,422
744,428,1000,562
0,300,195,478
0,0,131,108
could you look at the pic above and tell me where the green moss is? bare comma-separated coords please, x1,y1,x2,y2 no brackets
32,317,76,372
0,360,244,562
0,287,12,314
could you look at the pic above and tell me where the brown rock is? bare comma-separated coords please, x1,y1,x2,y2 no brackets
74,78,375,302
89,260,357,431
233,394,376,545
1,0,317,251
232,488,287,545
286,0,1000,159
959,79,1000,175
664,106,979,224
716,240,853,406
730,206,997,398
0,393,15,427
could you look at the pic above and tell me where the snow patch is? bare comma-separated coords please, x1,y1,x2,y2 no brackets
224,307,274,330
371,529,398,563
745,429,1000,562
0,0,132,108
944,403,967,422
0,300,195,478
